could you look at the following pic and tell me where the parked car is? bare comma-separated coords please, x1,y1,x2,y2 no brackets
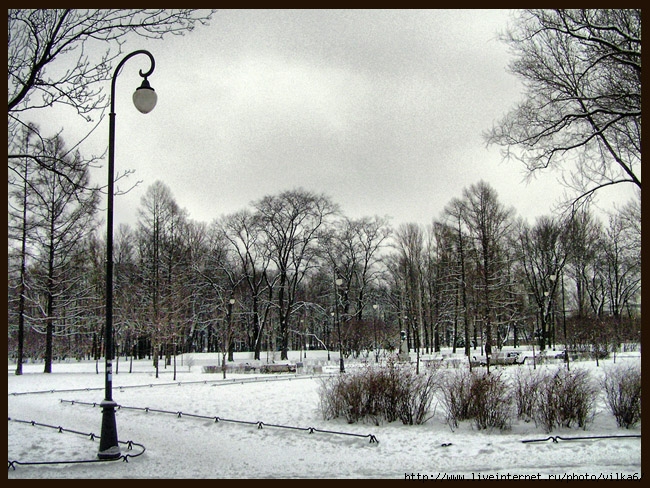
491,351,525,365
470,351,525,367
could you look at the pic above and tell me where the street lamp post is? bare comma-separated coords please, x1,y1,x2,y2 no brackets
222,298,235,378
99,50,157,460
543,290,550,350
227,298,236,362
334,278,345,373
549,274,557,349
329,312,334,361
372,304,379,363
560,272,569,369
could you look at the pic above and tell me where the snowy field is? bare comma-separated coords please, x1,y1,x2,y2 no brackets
8,349,642,479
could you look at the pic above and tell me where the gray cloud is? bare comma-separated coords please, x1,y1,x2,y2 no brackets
60,9,634,227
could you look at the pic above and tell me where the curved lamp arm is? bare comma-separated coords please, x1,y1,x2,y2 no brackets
110,50,156,114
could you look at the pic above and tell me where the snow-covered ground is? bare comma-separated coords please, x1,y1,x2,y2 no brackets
8,349,642,479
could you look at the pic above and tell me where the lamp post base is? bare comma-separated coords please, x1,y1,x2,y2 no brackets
98,445,121,460
98,400,121,459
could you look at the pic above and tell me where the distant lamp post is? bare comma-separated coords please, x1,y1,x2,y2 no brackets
227,298,235,362
329,312,334,361
300,319,306,359
99,50,157,460
543,290,550,350
334,278,345,373
549,274,557,349
560,272,569,370
372,304,379,363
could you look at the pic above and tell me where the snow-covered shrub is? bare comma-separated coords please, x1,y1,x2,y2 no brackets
319,374,355,423
603,363,641,428
397,365,441,425
534,367,596,432
318,359,441,425
513,367,545,421
440,369,473,428
468,370,513,430
440,369,513,430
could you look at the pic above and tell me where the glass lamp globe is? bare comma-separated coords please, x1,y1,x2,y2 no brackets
132,79,157,114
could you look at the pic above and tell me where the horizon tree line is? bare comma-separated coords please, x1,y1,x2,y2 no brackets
8,146,641,373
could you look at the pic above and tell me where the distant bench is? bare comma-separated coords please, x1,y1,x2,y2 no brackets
202,363,297,374
260,363,296,374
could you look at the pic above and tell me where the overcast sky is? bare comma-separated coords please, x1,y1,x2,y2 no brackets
47,9,637,228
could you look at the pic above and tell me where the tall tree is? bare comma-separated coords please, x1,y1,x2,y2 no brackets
254,189,338,360
602,211,641,320
442,198,474,358
426,221,458,353
8,124,38,374
220,210,272,360
485,9,641,208
135,180,186,376
393,222,426,372
514,215,569,350
564,209,603,318
349,216,392,322
460,181,514,369
27,135,100,372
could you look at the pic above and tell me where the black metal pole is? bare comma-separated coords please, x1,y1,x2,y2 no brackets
562,272,569,370
334,279,345,373
98,50,155,460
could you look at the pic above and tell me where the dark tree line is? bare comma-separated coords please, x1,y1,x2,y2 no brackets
8,176,640,373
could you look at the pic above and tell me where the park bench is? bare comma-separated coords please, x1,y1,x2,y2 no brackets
260,363,297,374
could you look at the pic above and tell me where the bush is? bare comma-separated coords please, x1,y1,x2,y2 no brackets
513,367,545,421
398,367,440,425
440,369,473,427
318,359,441,425
441,369,513,430
469,371,513,430
533,367,596,433
603,363,641,428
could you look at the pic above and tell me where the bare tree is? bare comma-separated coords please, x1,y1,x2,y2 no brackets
425,221,458,353
442,198,474,359
26,135,100,373
602,211,641,321
514,215,569,350
460,181,514,371
564,209,604,319
392,222,426,373
349,216,393,321
485,9,641,208
254,189,338,360
135,180,187,377
8,124,39,374
219,210,273,360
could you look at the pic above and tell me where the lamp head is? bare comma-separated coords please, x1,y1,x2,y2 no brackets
133,78,157,114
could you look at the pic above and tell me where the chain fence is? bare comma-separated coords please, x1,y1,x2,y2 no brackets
7,417,145,470
522,434,641,444
60,399,379,444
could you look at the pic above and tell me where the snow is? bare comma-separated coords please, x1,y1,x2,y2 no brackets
8,349,642,479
